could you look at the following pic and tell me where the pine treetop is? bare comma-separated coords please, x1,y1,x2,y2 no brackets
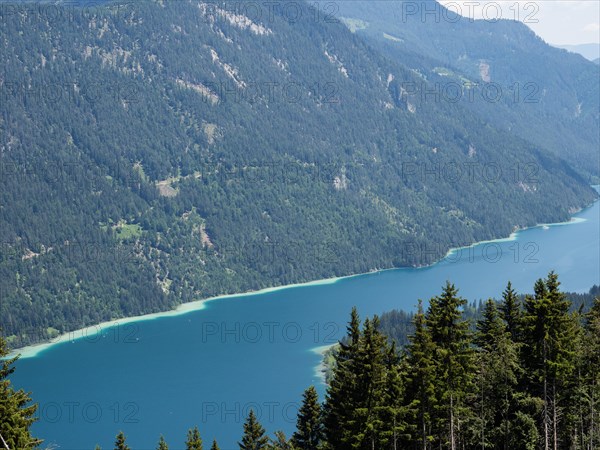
157,435,169,450
114,431,130,450
239,409,269,450
186,426,203,450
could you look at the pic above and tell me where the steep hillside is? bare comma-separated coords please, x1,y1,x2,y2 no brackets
336,0,600,178
0,0,596,346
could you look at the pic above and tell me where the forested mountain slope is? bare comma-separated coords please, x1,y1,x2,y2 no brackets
0,0,596,346
335,0,600,177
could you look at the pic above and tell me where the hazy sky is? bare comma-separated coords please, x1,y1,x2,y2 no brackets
438,0,600,45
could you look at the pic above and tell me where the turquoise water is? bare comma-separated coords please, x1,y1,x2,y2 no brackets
12,193,600,449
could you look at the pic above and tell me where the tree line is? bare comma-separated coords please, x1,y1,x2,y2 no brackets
2,272,599,449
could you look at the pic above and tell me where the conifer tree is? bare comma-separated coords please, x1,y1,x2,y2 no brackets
522,272,579,450
157,435,169,450
323,311,397,449
426,282,475,450
323,307,361,447
270,431,293,449
476,300,503,348
210,439,220,450
379,341,406,450
499,282,522,342
186,426,203,450
114,431,130,450
579,297,600,448
350,317,388,449
569,304,589,450
0,331,41,450
404,300,436,450
292,386,323,450
239,409,269,450
475,299,529,450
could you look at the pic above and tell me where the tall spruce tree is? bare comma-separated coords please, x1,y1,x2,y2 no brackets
114,431,130,450
0,332,41,450
522,272,579,450
350,317,389,449
426,282,475,450
499,282,522,342
323,307,361,448
323,311,399,449
403,300,437,450
157,435,169,450
378,341,405,450
210,439,220,450
186,426,203,450
570,304,589,450
292,386,323,450
580,297,600,448
239,409,269,450
474,299,531,450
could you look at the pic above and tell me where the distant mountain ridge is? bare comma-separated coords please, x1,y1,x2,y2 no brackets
335,0,600,178
554,43,600,61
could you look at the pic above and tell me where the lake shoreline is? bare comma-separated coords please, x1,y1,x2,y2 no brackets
9,194,597,360
8,276,343,359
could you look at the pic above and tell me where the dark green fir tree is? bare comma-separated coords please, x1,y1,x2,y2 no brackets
114,431,130,450
323,307,361,447
0,331,41,450
157,435,169,450
426,282,475,449
186,426,203,450
499,282,522,342
403,300,437,449
292,386,323,450
239,410,269,450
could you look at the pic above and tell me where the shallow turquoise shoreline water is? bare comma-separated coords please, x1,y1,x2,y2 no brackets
11,191,600,449
14,193,597,360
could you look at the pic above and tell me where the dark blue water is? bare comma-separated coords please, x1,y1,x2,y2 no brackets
12,192,600,450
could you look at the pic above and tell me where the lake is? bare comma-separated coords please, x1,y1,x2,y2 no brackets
12,191,600,449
